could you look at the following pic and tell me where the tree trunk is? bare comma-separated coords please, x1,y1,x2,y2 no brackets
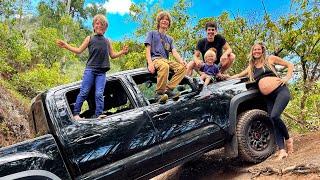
299,58,308,121
66,0,71,15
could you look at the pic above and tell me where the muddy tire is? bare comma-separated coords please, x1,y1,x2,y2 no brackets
236,109,276,163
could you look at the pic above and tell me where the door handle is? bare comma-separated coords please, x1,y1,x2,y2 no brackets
75,134,101,144
152,112,171,120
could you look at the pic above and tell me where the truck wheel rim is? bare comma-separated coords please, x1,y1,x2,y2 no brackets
248,120,270,151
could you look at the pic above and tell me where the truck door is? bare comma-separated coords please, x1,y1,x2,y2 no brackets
54,78,162,179
129,73,226,167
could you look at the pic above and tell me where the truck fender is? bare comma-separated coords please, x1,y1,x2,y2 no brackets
0,135,71,180
224,89,260,158
0,170,61,180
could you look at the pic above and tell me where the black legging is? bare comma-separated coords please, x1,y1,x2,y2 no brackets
264,85,291,149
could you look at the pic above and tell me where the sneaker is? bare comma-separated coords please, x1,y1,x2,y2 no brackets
165,89,180,101
155,93,168,104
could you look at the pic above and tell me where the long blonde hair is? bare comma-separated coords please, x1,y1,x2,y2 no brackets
247,43,278,81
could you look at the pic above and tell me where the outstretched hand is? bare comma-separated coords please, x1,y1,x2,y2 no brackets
56,39,67,49
122,45,129,55
217,73,229,80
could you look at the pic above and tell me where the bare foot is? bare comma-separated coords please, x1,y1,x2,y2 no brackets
286,138,294,154
73,115,83,121
276,149,288,161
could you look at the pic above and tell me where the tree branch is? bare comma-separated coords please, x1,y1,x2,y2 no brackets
310,59,320,81
309,37,320,54
283,112,306,127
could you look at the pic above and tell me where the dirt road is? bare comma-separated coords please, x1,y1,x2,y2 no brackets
153,132,320,180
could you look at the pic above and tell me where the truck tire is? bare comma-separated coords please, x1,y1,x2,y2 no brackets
236,109,275,163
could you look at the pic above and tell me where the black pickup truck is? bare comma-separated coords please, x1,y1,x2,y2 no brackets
0,68,275,180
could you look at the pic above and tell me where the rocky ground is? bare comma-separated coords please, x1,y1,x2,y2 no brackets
0,84,30,148
153,132,320,180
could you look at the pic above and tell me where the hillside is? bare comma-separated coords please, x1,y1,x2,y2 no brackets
0,82,30,147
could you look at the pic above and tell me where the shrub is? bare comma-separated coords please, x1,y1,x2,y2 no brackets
11,63,71,98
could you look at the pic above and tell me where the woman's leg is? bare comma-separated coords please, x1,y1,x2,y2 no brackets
270,86,291,141
268,86,292,158
265,97,285,150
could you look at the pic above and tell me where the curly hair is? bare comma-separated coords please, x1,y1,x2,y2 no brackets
156,11,172,29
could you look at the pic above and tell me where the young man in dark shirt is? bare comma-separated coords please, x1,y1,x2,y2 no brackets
186,21,235,76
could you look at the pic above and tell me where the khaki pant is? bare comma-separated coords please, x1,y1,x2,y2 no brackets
153,58,186,93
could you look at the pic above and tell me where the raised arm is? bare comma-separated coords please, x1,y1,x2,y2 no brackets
108,40,128,59
268,55,294,84
193,50,202,66
56,36,90,54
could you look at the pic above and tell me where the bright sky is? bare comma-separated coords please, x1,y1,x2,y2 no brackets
32,0,293,41
84,0,292,41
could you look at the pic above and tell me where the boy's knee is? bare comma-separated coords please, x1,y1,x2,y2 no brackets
158,63,170,71
177,66,186,77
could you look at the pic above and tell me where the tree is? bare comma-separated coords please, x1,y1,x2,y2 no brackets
264,0,320,123
0,22,31,78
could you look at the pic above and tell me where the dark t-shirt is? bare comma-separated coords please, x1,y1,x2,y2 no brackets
200,64,219,76
196,34,226,64
87,34,110,72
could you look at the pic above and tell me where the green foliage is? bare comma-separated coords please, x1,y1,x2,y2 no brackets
0,0,17,19
264,0,319,122
37,1,62,28
286,81,320,131
31,27,66,67
0,22,31,76
11,63,71,98
85,3,106,18
109,40,146,71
